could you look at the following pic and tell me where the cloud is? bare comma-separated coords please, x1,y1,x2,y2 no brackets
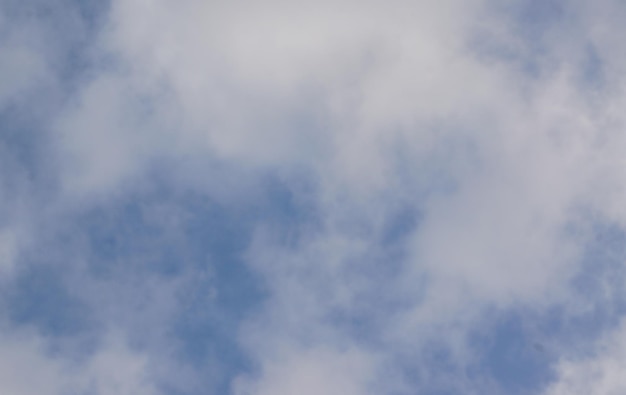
4,0,626,394
233,346,377,395
0,326,158,395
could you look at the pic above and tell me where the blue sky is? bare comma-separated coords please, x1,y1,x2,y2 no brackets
2,0,626,394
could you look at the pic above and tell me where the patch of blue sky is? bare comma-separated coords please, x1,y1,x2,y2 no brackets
0,0,108,191
380,204,421,258
323,208,422,338
460,219,626,394
469,0,610,125
392,119,488,201
388,304,571,395
4,262,95,337
76,178,265,284
164,173,323,391
1,0,111,119
577,44,606,91
7,165,328,391
0,128,39,202
470,309,557,395
471,0,570,79
0,114,58,244
506,0,566,39
389,336,482,395
243,173,321,248
566,221,626,341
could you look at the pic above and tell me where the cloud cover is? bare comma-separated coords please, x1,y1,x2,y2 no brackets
3,0,626,394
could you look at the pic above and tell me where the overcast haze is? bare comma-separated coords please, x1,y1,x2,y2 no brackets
2,0,626,394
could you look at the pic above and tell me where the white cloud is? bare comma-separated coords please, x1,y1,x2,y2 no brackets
5,0,626,393
0,327,159,395
77,332,160,395
233,345,377,395
87,0,626,392
0,330,67,395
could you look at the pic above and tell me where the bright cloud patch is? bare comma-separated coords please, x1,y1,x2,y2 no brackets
2,0,626,394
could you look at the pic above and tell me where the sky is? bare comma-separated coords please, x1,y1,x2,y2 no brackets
2,0,626,394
